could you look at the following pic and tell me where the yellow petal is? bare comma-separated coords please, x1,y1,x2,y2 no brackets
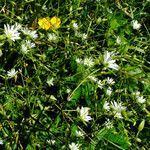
50,16,61,30
50,16,57,24
38,17,51,30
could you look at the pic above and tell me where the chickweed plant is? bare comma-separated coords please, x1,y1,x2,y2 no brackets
0,0,150,149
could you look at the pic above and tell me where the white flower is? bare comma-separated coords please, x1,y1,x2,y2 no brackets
106,77,115,85
21,40,35,54
103,51,119,70
47,140,56,145
111,101,126,112
47,77,54,86
69,142,80,150
72,23,78,30
88,76,98,82
131,20,141,30
4,24,20,41
133,91,140,96
66,88,71,93
7,68,18,78
82,33,87,40
136,95,146,103
83,58,94,67
0,140,3,145
26,40,36,48
97,80,103,89
103,101,110,110
76,58,82,64
110,101,125,118
21,27,38,39
77,106,92,122
133,91,146,103
76,130,84,137
106,87,112,96
21,43,29,54
48,33,58,42
104,119,113,128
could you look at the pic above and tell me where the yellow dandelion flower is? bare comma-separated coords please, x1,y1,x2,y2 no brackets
50,16,61,30
38,17,51,30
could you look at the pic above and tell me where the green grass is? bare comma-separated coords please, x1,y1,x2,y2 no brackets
0,0,150,149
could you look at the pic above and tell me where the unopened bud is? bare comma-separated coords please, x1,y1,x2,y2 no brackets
138,120,145,132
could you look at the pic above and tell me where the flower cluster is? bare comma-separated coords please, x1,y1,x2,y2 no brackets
1,1,149,149
38,16,61,30
76,57,94,67
4,24,38,42
88,75,115,96
103,101,126,119
3,23,39,80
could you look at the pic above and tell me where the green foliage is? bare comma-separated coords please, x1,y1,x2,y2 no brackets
104,130,129,150
0,0,149,149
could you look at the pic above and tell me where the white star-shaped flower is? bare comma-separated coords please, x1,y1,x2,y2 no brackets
103,51,119,70
131,20,141,30
69,142,80,150
7,68,18,78
4,24,21,41
77,106,92,122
